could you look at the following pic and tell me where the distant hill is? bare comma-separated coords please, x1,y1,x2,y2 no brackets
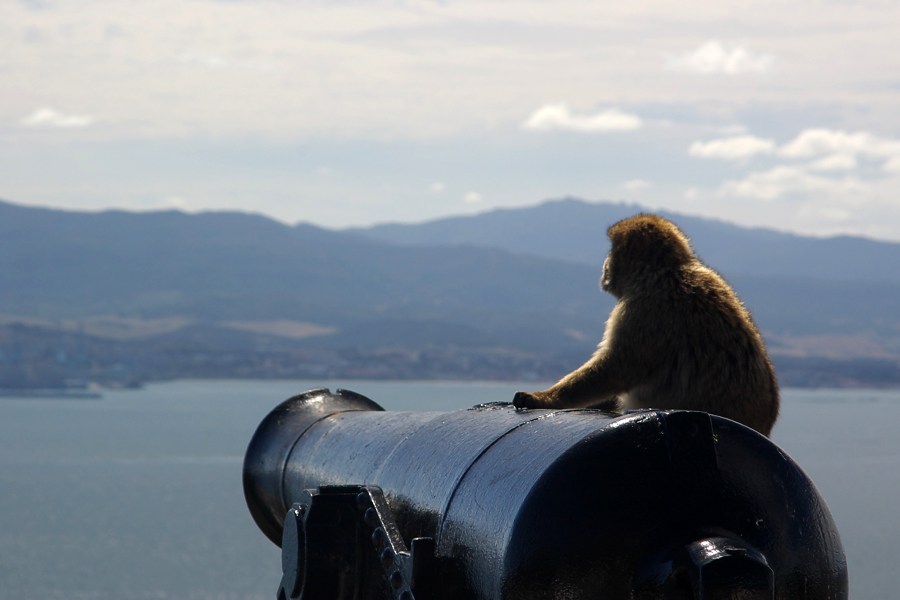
0,197,898,388
355,197,900,284
0,198,605,351
354,197,900,336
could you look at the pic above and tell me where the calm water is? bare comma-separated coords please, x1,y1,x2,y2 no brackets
0,380,897,599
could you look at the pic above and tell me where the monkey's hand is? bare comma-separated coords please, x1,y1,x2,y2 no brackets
513,390,553,409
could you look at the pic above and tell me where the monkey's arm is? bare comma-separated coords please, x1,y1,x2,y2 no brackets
513,304,640,409
513,349,623,409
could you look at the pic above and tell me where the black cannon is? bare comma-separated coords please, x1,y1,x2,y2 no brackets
243,388,847,599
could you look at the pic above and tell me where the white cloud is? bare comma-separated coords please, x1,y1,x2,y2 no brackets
21,107,94,128
178,52,229,69
463,191,482,204
721,166,867,201
779,129,869,158
690,129,900,171
622,179,652,192
164,196,191,210
779,128,900,160
177,51,274,72
807,154,858,172
668,41,774,75
430,181,446,193
776,129,900,178
523,104,642,133
689,135,776,161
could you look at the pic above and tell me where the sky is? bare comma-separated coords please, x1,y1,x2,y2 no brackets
3,0,900,241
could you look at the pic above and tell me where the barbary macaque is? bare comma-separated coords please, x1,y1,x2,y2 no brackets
514,214,779,437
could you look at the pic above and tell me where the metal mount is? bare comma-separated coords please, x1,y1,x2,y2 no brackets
278,485,434,600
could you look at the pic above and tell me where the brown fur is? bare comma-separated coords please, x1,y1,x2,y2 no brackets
513,213,779,437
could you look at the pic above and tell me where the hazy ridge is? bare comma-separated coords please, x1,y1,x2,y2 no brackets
1,198,898,389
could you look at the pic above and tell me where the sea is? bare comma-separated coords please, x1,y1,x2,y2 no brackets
0,379,897,599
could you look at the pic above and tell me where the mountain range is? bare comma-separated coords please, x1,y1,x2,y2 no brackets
356,198,900,285
0,197,897,389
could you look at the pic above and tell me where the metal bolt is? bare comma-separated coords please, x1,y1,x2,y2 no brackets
381,547,396,568
364,507,379,528
371,527,386,549
390,569,403,589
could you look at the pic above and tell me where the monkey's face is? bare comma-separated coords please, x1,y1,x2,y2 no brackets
600,253,619,297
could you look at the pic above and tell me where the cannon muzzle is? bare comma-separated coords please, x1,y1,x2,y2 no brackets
244,388,847,599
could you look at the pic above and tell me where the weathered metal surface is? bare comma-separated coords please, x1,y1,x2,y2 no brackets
244,388,848,599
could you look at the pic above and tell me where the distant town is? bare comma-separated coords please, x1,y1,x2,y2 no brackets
2,321,898,396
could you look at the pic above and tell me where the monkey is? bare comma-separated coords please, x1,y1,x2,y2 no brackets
513,213,779,437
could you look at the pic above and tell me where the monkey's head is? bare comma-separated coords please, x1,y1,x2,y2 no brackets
601,214,694,297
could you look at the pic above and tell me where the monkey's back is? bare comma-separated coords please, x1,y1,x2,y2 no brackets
625,262,780,436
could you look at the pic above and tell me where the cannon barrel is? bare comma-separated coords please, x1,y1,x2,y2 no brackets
243,388,847,599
